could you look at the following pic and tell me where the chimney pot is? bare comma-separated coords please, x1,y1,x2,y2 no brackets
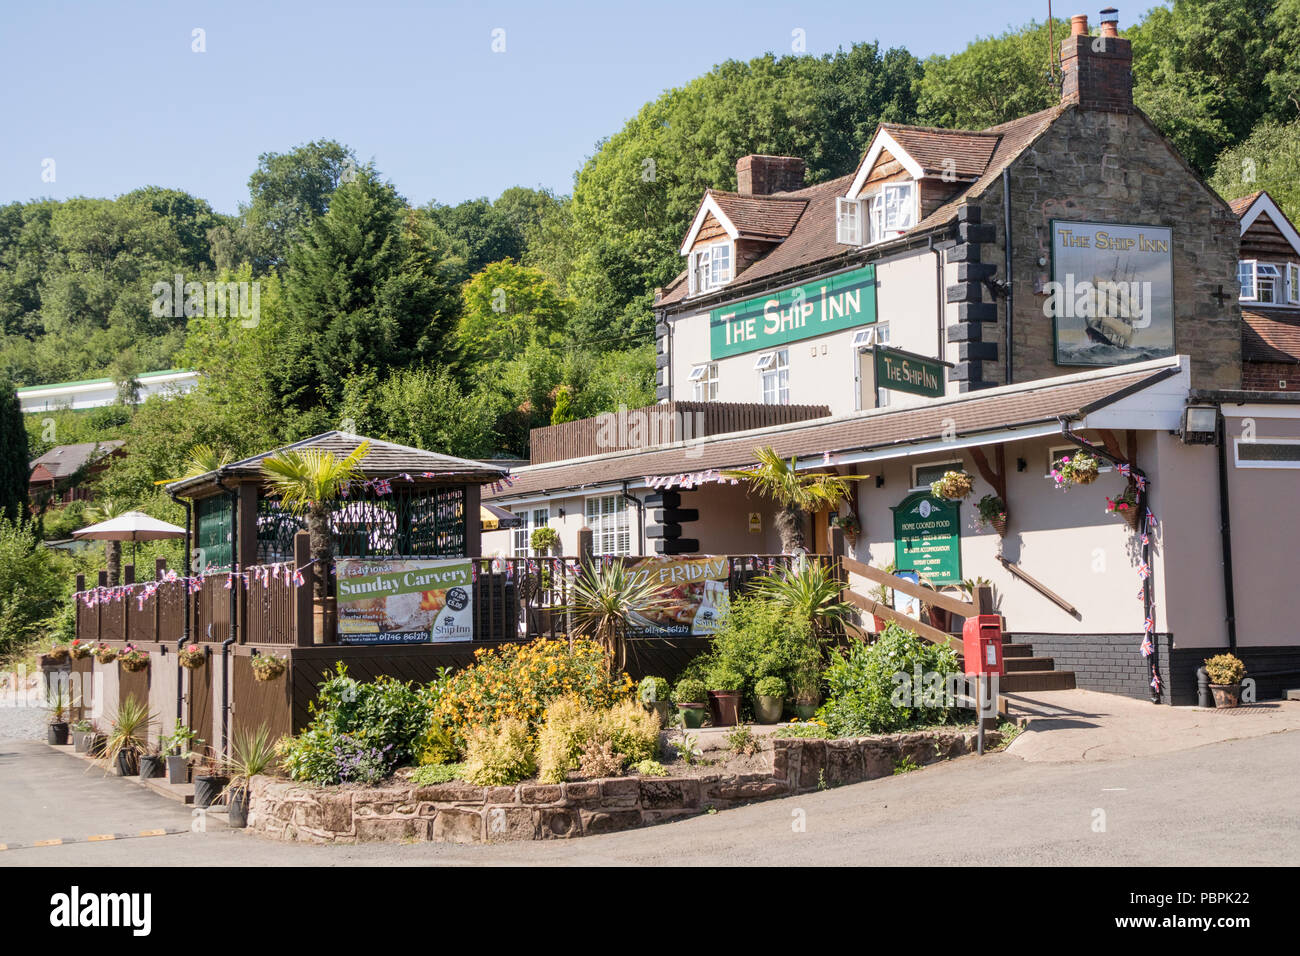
1100,6,1119,37
1071,14,1089,36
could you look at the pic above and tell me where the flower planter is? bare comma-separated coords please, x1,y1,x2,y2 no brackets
45,649,70,665
753,695,783,724
677,704,707,729
193,775,229,808
793,697,820,720
178,648,206,669
72,730,93,753
251,655,287,682
707,690,741,727
119,657,150,673
642,700,672,727
138,755,164,779
115,750,139,777
930,470,974,501
47,722,69,745
166,755,189,784
1210,683,1243,708
227,789,249,828
991,515,1008,536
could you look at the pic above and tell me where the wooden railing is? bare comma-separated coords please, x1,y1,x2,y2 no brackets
839,556,989,652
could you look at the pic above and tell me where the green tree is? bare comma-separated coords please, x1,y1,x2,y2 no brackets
340,367,499,460
457,259,572,362
1210,119,1300,221
0,516,71,659
0,378,29,523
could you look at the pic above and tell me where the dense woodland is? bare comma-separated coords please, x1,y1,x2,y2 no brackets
2,0,1299,528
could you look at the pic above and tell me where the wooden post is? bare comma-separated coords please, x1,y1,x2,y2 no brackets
96,570,106,643
465,483,482,557
294,532,315,646
155,558,166,644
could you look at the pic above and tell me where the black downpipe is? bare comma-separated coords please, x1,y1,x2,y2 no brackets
1003,168,1013,385
622,482,645,555
1215,410,1238,654
1058,418,1161,703
217,471,239,756
166,490,192,724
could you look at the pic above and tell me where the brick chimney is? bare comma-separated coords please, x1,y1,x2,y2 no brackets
1060,8,1133,112
736,155,805,196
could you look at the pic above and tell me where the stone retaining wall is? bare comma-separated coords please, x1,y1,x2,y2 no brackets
249,728,998,844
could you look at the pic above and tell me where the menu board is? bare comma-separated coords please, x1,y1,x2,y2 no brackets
624,555,731,638
336,558,473,644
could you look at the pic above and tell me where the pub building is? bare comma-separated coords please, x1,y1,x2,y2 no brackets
485,8,1300,705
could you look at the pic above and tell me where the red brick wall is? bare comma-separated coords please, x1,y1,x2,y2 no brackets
1243,361,1299,391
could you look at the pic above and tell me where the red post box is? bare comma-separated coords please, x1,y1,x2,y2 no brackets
962,614,1004,676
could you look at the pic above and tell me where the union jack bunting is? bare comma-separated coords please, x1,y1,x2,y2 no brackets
1141,634,1154,656
1134,473,1147,492
1116,463,1131,478
1144,616,1155,635
1138,562,1151,579
1150,670,1163,693
1145,508,1157,529
225,573,234,590
1140,533,1150,546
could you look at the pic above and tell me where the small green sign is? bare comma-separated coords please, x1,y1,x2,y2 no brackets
874,348,947,398
892,492,962,585
709,265,877,359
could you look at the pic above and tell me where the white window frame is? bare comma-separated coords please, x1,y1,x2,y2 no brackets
512,507,550,557
689,362,719,401
1239,260,1283,304
852,324,891,410
911,459,962,492
867,182,917,244
759,348,789,405
1288,263,1300,305
689,241,733,295
585,495,631,556
1233,437,1300,469
836,197,864,245
1044,444,1114,478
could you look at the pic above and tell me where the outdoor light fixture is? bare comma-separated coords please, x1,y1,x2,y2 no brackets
875,475,885,488
1180,404,1219,445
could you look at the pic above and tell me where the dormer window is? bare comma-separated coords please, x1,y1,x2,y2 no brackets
689,242,732,295
867,182,916,243
1240,260,1283,304
836,198,864,245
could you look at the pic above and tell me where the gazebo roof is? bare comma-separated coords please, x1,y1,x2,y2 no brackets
166,431,508,497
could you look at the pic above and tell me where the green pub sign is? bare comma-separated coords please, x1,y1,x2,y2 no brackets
709,265,877,359
892,491,962,585
874,347,947,398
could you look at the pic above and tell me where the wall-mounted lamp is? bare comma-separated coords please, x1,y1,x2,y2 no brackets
557,508,565,518
1180,404,1219,445
875,475,885,488
1016,457,1027,472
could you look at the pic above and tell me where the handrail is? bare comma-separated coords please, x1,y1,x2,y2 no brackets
840,557,978,618
842,590,963,652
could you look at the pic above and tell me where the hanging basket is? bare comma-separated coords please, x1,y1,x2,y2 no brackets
178,646,207,670
991,514,1008,537
68,640,93,660
1106,482,1141,531
250,654,287,682
118,648,150,673
1051,453,1100,487
93,644,118,664
930,470,974,501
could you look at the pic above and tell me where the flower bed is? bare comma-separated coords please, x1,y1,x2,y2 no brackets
248,726,999,845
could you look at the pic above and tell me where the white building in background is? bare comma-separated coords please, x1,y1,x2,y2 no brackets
16,369,199,413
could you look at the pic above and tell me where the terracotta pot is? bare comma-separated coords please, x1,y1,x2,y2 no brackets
677,704,707,728
707,690,742,727
1210,683,1242,708
313,597,337,644
753,695,783,724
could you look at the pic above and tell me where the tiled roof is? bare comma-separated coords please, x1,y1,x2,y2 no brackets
486,361,1177,500
1229,191,1263,217
29,440,125,479
168,431,507,496
709,191,808,240
1243,308,1300,363
659,105,1066,310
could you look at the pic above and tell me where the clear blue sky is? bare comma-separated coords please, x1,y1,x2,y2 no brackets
1,0,1127,213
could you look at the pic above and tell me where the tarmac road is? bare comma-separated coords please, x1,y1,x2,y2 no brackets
2,729,1297,866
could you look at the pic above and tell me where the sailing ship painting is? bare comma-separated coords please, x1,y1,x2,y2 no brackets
1051,221,1175,367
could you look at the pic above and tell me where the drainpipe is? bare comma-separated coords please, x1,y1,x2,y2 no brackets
166,488,192,724
931,238,945,362
216,470,240,755
1214,408,1238,654
1002,168,1013,385
1058,418,1160,703
622,481,645,555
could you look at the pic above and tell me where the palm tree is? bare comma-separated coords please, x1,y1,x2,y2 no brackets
722,447,864,553
259,441,369,602
566,560,665,672
154,444,236,486
85,497,130,585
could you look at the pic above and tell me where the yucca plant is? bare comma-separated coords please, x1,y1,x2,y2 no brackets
566,560,665,672
751,558,852,634
260,441,370,601
222,723,279,802
99,695,156,776
722,447,865,553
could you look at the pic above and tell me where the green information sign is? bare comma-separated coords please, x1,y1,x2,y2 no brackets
710,265,877,359
892,492,962,585
874,347,947,398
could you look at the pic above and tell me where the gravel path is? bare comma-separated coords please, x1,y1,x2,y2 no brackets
0,671,51,741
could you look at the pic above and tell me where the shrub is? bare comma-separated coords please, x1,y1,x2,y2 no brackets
690,596,822,703
724,724,760,756
819,624,960,737
578,737,624,778
536,696,600,783
707,665,745,691
1205,653,1246,685
638,675,670,704
755,676,787,698
434,639,631,753
601,699,660,765
632,759,667,776
0,517,70,660
750,561,853,633
774,721,834,739
529,526,560,554
463,718,536,786
536,695,660,783
672,677,707,705
410,762,466,785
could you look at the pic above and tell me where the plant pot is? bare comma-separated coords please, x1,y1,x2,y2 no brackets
991,515,1008,537
194,775,229,808
707,690,742,727
794,697,820,720
115,750,139,777
873,615,889,634
642,700,672,727
1209,683,1242,708
47,722,69,745
312,597,337,645
754,695,784,725
166,755,189,784
138,755,164,779
72,730,92,753
227,789,249,828
677,704,707,729
89,733,107,757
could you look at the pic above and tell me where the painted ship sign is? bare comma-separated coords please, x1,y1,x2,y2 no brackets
710,265,877,359
874,347,947,398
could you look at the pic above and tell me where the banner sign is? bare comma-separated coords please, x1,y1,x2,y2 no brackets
874,347,947,397
624,555,731,638
892,492,962,585
336,558,473,644
1049,220,1174,367
710,265,877,359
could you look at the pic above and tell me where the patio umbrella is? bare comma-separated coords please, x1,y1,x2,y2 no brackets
73,510,187,566
481,503,523,531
